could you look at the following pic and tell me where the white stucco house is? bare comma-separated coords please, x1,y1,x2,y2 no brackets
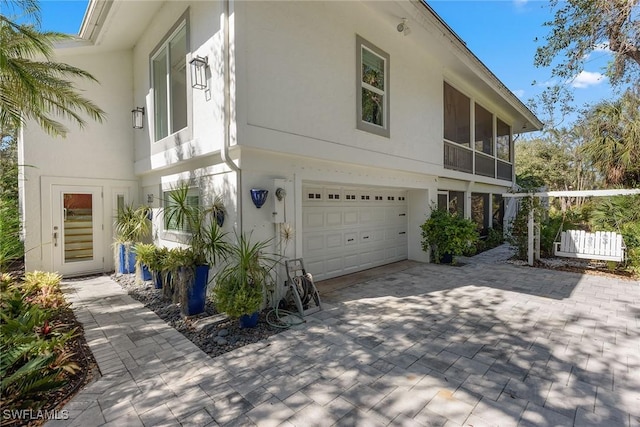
19,0,542,280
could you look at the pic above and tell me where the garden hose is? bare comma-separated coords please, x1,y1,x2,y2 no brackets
265,305,305,329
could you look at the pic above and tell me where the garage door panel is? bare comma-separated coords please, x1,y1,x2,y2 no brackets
326,233,342,248
306,259,324,276
360,230,384,243
325,257,344,276
344,232,358,246
360,209,385,224
344,253,359,267
344,210,358,225
303,234,325,252
372,248,386,263
326,211,342,227
304,211,324,228
303,184,408,281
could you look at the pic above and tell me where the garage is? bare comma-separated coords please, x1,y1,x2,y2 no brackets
302,184,408,280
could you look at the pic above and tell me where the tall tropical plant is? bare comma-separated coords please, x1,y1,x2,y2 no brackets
213,233,279,319
578,89,640,187
0,0,105,137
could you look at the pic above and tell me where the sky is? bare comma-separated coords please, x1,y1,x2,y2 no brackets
36,0,616,127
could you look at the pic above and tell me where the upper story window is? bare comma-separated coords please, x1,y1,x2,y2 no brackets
474,103,493,155
152,23,188,141
496,118,511,162
357,35,390,138
444,82,470,147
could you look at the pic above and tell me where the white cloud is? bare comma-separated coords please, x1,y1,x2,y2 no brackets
513,0,528,6
569,71,605,88
513,89,525,98
583,42,612,60
535,79,557,88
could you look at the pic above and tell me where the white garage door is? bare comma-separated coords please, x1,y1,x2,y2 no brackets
302,184,408,281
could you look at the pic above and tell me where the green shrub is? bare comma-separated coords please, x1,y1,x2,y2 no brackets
539,210,584,258
0,199,23,272
485,227,505,249
421,208,479,263
0,274,78,411
589,196,640,273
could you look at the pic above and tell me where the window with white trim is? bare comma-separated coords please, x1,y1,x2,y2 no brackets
163,188,199,232
357,36,390,137
152,23,188,141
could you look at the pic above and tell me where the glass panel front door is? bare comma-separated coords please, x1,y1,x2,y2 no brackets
52,185,103,276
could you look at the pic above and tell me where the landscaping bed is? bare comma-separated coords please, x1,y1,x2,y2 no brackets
111,274,284,358
0,272,98,427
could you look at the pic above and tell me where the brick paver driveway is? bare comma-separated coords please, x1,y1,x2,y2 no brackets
53,247,639,427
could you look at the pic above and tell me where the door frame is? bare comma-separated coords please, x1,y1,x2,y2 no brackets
51,185,104,276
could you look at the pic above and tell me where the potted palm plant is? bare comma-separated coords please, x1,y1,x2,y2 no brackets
213,233,279,328
163,183,230,316
114,205,151,274
421,206,479,264
133,243,162,284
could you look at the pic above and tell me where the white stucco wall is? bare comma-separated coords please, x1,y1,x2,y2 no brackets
131,1,227,175
235,0,442,177
20,49,138,272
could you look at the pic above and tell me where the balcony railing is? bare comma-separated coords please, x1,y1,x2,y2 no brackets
497,160,512,181
475,152,495,178
444,141,472,174
444,141,512,181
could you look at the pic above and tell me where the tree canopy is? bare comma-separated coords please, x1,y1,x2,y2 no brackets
535,0,640,87
578,89,640,187
0,0,105,137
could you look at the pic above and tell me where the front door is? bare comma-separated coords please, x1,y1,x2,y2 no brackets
52,186,104,276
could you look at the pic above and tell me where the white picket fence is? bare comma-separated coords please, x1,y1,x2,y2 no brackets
554,230,626,262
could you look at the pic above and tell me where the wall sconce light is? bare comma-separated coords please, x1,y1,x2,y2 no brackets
189,56,208,90
250,189,269,209
397,18,410,36
132,107,145,129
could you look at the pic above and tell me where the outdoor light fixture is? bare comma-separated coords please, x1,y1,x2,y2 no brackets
397,18,410,36
250,189,269,209
132,107,145,129
189,56,208,90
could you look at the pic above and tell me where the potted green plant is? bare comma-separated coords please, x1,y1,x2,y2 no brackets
421,206,479,264
114,205,151,274
162,183,230,315
133,243,161,284
213,233,279,328
210,195,227,227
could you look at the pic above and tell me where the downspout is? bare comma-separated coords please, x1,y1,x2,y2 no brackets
220,0,242,232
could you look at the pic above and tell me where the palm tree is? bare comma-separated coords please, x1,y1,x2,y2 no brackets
579,89,640,187
0,0,105,137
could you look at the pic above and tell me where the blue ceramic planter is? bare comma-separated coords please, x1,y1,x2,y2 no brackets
215,210,225,227
154,272,163,289
141,265,152,281
250,189,268,209
239,312,259,329
117,244,136,274
182,265,210,316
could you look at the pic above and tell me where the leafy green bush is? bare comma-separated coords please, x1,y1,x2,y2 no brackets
421,208,479,263
0,199,23,271
213,233,278,318
589,195,640,273
486,227,505,248
0,274,78,411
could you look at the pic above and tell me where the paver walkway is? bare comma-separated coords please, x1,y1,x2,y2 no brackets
49,246,639,426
